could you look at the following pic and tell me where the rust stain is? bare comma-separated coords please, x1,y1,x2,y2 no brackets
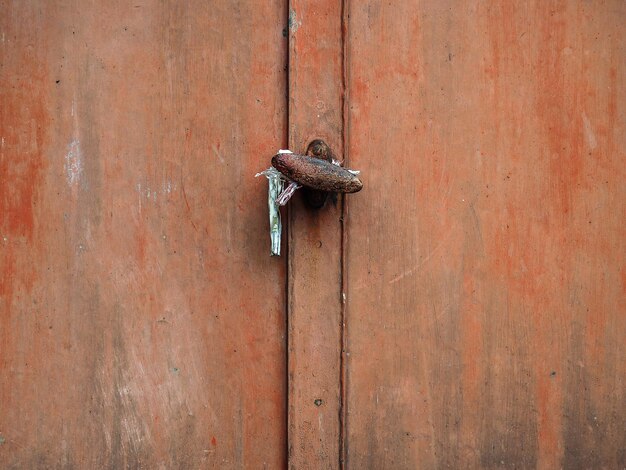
0,58,48,242
535,2,586,218
0,6,49,310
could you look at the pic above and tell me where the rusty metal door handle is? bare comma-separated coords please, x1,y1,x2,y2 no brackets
271,150,362,194
271,139,362,209
256,140,363,255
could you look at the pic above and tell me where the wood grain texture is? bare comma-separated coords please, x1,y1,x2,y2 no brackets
0,1,287,467
287,0,345,468
343,1,625,468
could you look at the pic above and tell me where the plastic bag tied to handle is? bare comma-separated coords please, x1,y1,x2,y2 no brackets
256,149,360,256
255,151,301,256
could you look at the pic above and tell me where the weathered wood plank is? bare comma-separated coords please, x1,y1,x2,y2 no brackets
344,1,625,468
287,0,345,467
0,1,287,467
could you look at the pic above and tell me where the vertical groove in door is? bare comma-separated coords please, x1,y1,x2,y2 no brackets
339,1,349,468
284,0,292,466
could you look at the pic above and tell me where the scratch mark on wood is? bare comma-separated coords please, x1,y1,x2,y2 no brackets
388,234,451,285
581,112,597,150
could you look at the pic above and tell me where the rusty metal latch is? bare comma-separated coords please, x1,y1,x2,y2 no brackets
256,139,363,256
272,140,362,194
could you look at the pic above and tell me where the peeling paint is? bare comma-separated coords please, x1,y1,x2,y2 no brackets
289,9,301,33
65,139,83,186
136,180,177,204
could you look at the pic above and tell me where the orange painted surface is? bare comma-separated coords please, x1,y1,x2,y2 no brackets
2,0,625,467
287,0,345,468
0,1,287,467
344,1,625,468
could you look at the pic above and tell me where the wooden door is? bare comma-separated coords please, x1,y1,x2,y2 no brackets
2,1,625,469
341,1,625,468
1,1,287,468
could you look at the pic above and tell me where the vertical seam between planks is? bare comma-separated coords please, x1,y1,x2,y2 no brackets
286,1,294,466
339,0,348,468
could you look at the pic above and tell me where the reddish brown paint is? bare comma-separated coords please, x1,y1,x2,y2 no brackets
2,0,625,468
1,1,287,468
344,1,625,468
287,0,345,468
